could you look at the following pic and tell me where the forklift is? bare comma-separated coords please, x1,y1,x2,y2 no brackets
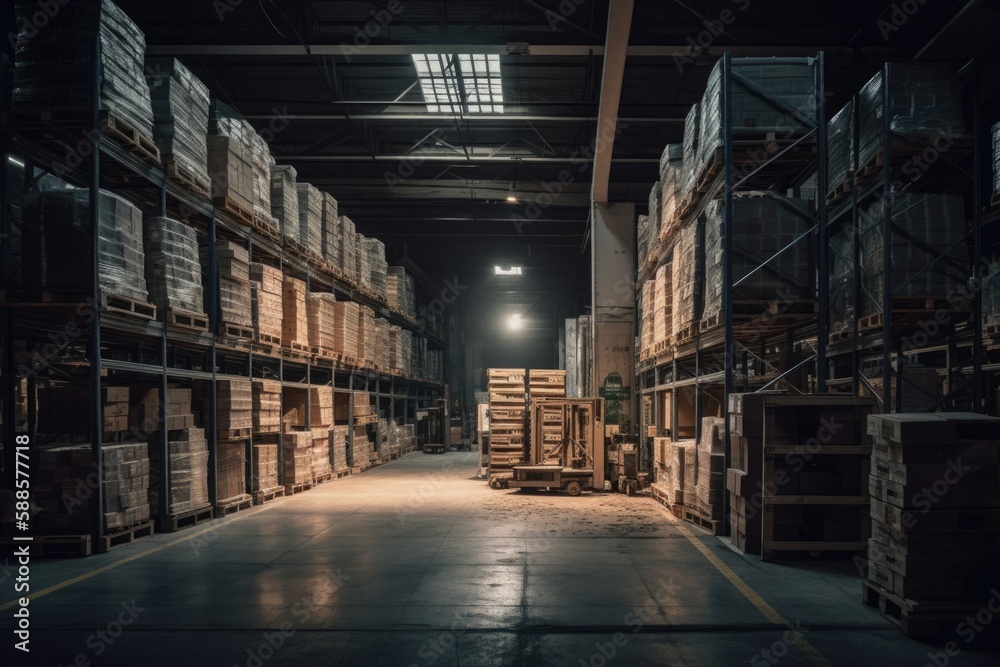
607,434,643,495
418,404,446,453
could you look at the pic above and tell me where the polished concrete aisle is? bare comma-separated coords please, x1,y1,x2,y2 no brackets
5,451,999,666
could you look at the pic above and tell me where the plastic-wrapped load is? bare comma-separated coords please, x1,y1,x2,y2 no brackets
282,433,313,485
166,428,210,514
20,178,148,302
637,214,651,272
217,442,247,503
365,237,388,301
857,63,965,172
143,217,204,314
829,224,856,335
249,131,276,229
358,305,376,363
12,0,154,143
253,380,282,434
697,58,817,177
282,276,309,347
271,165,300,242
253,444,279,491
859,193,967,317
387,267,417,319
321,192,339,262
355,233,372,292
333,301,361,357
296,183,324,255
827,101,854,196
701,194,815,320
659,144,683,241
201,240,252,328
340,215,357,283
647,182,662,247
639,279,654,357
209,100,274,228
654,264,671,347
671,222,700,339
679,104,701,202
426,349,443,382
146,58,211,191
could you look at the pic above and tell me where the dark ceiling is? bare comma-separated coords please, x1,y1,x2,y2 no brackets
6,0,1000,350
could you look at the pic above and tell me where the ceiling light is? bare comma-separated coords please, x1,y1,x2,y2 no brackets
507,314,523,331
7,156,25,168
495,266,522,276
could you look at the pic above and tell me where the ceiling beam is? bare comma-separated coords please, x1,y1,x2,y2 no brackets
244,114,680,123
591,0,635,204
145,44,894,57
279,155,658,163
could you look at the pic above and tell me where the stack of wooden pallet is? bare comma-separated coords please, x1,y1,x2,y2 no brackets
250,263,283,344
281,432,313,486
864,412,1000,636
281,276,309,350
252,379,282,433
306,293,337,353
217,379,252,439
488,368,527,477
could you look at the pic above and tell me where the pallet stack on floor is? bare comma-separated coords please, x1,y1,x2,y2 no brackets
281,432,313,491
251,445,279,503
331,425,350,473
863,412,1000,636
488,369,527,478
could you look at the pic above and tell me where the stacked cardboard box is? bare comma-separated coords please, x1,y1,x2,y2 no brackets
207,135,254,212
727,393,766,555
252,444,279,491
696,417,726,521
310,386,335,428
376,319,392,368
306,293,338,351
282,276,309,347
271,165,300,242
217,441,247,503
165,427,210,515
296,183,323,256
331,425,350,472
702,194,814,319
387,267,417,319
637,214,651,277
352,425,374,467
143,216,205,314
202,239,252,329
647,183,661,252
829,223,856,336
12,0,154,142
364,238,388,301
659,144,683,241
859,193,967,316
282,387,308,432
355,233,372,292
828,101,854,195
210,100,274,229
358,305,376,363
146,58,211,191
102,442,152,530
866,413,1000,613
281,432,313,486
654,264,671,348
34,445,96,534
857,63,965,172
321,192,339,262
250,263,283,342
217,379,252,435
312,431,332,480
679,104,700,202
36,385,131,437
252,379,282,433
671,222,699,340
333,301,361,357
353,391,374,420
397,329,413,375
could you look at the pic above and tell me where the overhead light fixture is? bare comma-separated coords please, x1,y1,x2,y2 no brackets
7,155,25,168
494,266,522,276
507,313,523,331
506,184,518,204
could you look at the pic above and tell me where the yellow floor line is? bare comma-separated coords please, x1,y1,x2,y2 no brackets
676,524,834,667
0,502,276,612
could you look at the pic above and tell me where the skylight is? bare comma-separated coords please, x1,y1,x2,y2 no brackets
412,53,503,114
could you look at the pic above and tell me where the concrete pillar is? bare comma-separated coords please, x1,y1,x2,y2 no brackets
592,202,636,433
565,318,579,398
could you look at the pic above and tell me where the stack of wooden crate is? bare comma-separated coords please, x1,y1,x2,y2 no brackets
488,369,527,477
281,276,309,350
864,413,1000,636
250,263,283,344
217,379,252,439
252,379,282,434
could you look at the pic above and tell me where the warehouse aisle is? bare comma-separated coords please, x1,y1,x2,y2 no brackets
8,452,999,666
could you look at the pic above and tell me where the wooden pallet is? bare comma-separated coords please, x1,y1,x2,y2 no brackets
354,414,378,426
218,427,252,441
282,340,310,354
219,322,254,340
97,520,154,553
252,214,281,244
214,196,255,227
334,469,351,479
673,324,697,345
828,329,855,344
164,160,211,198
284,481,314,495
683,507,724,535
0,534,91,558
99,111,160,163
101,292,156,320
253,486,286,505
313,472,333,485
159,505,214,533
215,494,253,517
256,332,282,347
861,581,982,637
165,308,209,331
825,178,854,207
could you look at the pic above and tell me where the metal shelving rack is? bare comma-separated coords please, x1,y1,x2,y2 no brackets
0,35,446,548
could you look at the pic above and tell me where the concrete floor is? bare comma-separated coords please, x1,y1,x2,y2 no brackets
5,451,1000,666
